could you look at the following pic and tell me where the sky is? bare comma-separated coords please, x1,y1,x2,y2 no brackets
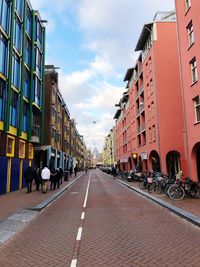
31,0,175,152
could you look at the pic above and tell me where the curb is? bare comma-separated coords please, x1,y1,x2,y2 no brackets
0,173,84,246
103,171,200,228
28,172,84,211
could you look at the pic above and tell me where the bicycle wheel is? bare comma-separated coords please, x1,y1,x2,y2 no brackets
189,184,200,198
168,185,185,200
155,183,162,194
148,182,156,193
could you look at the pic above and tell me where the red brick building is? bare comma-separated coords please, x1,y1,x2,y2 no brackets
115,11,187,177
175,0,200,181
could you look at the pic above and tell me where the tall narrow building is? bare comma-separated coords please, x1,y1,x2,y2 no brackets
0,0,45,194
175,0,200,181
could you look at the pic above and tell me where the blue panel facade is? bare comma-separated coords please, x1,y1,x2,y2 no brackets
0,156,8,195
10,158,20,192
22,159,29,188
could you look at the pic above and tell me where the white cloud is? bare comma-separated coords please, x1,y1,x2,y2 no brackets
31,0,175,151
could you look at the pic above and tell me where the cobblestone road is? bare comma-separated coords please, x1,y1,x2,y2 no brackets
0,170,200,267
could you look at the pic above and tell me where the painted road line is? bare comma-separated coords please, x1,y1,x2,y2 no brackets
81,212,85,220
76,227,83,241
83,172,91,208
70,259,77,267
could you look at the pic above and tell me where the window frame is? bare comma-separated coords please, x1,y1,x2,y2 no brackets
185,0,191,12
0,34,8,76
6,135,15,157
190,58,198,84
194,96,200,123
187,21,194,47
19,140,26,158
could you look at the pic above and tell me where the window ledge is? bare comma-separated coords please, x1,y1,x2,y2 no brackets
185,6,191,16
191,80,198,87
187,42,194,51
194,121,200,126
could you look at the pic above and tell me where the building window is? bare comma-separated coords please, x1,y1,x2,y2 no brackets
28,143,34,159
0,34,8,76
151,101,154,118
14,17,22,52
36,19,43,49
147,83,150,97
22,103,29,132
194,96,200,123
190,58,198,83
36,48,42,76
19,140,25,158
0,0,10,34
34,77,41,106
148,105,151,119
187,21,194,47
152,125,156,141
0,79,6,121
149,127,152,143
12,53,21,89
10,90,18,127
150,79,153,94
6,135,15,157
15,0,23,18
25,39,31,67
149,57,152,72
185,0,191,12
26,7,32,36
24,69,30,98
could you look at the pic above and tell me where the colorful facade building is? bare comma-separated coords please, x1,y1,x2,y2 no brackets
114,11,187,177
103,127,116,167
0,0,45,194
175,0,200,181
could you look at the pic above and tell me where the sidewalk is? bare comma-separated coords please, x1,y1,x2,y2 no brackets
0,172,83,221
115,177,200,226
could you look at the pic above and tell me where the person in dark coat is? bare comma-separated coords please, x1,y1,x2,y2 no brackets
57,168,63,185
50,168,57,190
24,166,34,193
69,166,73,177
33,168,42,191
74,166,78,177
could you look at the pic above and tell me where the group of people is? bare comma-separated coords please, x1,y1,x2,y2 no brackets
24,165,77,194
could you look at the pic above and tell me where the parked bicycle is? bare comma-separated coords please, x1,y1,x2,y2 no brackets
167,177,200,200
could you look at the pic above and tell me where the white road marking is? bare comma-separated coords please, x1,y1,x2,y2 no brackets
83,172,91,208
76,227,83,241
70,259,77,267
81,212,85,220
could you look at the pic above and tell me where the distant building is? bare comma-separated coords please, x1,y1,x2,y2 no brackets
0,1,45,194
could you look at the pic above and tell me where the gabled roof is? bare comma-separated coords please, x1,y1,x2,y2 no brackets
135,23,153,51
124,68,134,82
114,109,122,119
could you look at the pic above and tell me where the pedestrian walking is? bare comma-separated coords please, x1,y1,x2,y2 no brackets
50,168,57,190
24,166,34,193
112,166,116,179
74,165,78,177
69,166,73,177
34,167,42,191
41,166,51,193
57,168,63,185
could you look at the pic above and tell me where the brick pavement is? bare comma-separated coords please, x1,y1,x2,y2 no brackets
0,170,200,266
0,172,83,221
117,176,200,218
0,172,89,267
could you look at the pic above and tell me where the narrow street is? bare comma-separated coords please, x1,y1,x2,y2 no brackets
0,170,200,267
